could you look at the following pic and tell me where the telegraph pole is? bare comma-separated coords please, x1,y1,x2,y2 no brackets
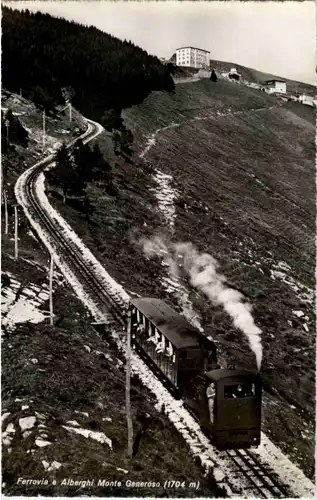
5,119,9,149
49,255,54,326
69,102,72,124
0,155,3,206
14,204,18,260
42,109,46,148
4,190,8,235
126,308,133,458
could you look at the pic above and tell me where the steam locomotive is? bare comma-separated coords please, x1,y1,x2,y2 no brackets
128,297,261,450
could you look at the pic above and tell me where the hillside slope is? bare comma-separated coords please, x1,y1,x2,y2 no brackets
1,91,224,497
122,78,315,475
47,77,315,477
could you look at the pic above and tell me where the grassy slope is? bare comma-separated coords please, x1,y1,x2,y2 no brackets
122,79,315,476
50,79,314,477
2,265,221,497
1,91,223,497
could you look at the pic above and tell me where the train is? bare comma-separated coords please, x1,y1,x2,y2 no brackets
127,297,262,451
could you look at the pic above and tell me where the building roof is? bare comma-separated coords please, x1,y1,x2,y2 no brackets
130,297,206,349
204,368,260,382
176,46,210,53
265,79,286,84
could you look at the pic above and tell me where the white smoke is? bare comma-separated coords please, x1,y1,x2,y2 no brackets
142,237,263,370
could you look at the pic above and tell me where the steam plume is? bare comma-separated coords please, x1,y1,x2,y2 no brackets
142,237,262,370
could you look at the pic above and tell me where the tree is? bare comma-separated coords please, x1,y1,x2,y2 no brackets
2,7,175,123
48,143,75,203
73,140,93,183
3,108,28,148
210,70,218,83
61,86,75,103
90,144,115,193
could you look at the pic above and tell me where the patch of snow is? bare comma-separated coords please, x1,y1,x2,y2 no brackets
270,266,313,304
66,420,80,427
150,169,178,231
27,229,38,241
1,412,11,424
102,417,112,422
35,411,46,420
1,273,50,332
293,310,305,318
35,438,51,447
23,430,32,438
21,405,29,410
75,411,89,418
19,416,36,431
84,345,91,352
43,460,62,471
63,425,112,449
2,422,16,446
139,122,180,161
95,350,112,361
116,467,129,474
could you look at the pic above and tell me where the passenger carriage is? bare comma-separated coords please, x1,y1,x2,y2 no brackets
128,298,218,393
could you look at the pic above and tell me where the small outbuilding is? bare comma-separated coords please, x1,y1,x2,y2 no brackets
264,80,287,94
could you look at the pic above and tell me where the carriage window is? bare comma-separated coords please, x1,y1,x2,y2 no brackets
179,351,187,360
224,383,256,399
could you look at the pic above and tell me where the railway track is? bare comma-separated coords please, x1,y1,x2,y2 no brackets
15,118,299,498
225,448,292,498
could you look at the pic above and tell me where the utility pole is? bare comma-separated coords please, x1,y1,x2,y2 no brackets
0,156,3,206
4,190,8,235
14,204,18,260
126,308,133,458
20,88,22,98
42,109,46,148
49,255,54,326
69,102,72,125
5,119,9,149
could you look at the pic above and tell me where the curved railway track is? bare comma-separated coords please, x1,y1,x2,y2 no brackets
15,118,299,498
16,120,125,327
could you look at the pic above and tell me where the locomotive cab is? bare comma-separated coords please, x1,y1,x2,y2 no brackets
204,369,262,450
